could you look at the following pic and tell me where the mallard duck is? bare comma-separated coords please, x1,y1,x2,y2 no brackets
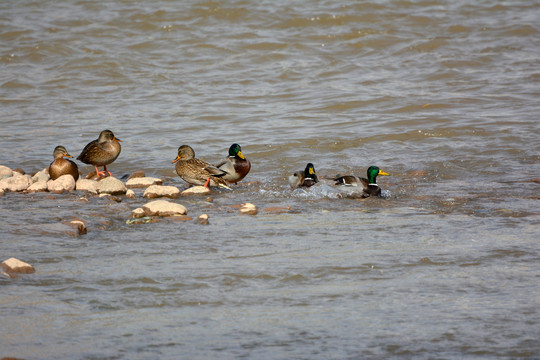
49,145,80,181
215,143,251,184
334,165,390,197
77,130,121,178
289,163,319,189
172,145,231,189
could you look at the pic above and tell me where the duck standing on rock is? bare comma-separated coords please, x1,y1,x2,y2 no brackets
289,163,319,189
49,146,79,181
172,145,231,189
334,165,390,197
215,143,251,184
77,130,121,178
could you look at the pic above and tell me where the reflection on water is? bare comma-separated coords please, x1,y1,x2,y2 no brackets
1,0,539,358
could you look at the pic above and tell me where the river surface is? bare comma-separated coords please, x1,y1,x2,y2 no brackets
1,0,539,359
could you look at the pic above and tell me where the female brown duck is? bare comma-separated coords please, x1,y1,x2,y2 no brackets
172,145,231,189
77,130,121,178
49,145,79,181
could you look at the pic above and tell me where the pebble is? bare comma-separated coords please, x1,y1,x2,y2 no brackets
76,179,98,194
181,186,211,196
239,203,258,215
1,257,35,275
126,177,163,188
143,185,180,199
96,176,127,195
140,199,188,217
68,220,87,235
126,189,136,199
47,174,76,193
0,172,32,192
196,213,210,225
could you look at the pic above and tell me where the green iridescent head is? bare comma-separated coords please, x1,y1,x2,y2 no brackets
228,143,245,159
367,166,389,184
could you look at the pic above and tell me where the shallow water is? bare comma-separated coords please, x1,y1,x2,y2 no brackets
1,0,539,359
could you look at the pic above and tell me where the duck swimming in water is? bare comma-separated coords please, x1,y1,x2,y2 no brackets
289,163,319,189
334,165,389,197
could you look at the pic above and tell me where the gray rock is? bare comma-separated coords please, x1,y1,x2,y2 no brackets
143,185,180,199
47,174,76,193
96,176,127,195
141,200,188,217
126,177,163,188
76,179,98,194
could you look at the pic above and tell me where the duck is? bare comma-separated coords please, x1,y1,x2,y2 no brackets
289,163,319,189
49,145,80,181
334,165,390,197
172,145,231,189
215,143,251,184
77,130,121,178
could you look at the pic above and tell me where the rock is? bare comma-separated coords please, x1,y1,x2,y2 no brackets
47,174,76,193
141,200,188,217
126,216,160,225
26,181,49,193
1,257,35,274
126,189,136,199
0,189,4,196
76,179,98,194
128,170,146,180
181,186,211,196
131,207,146,218
0,173,32,192
0,165,13,179
126,177,163,188
264,206,291,214
143,185,180,199
32,168,50,183
196,213,210,225
67,220,87,235
12,168,25,175
239,203,258,215
96,176,127,195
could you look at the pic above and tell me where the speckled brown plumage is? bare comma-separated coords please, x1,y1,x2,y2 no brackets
49,145,79,181
77,130,121,178
173,145,231,189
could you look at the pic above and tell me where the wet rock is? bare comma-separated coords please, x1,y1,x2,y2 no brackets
239,203,258,215
264,206,291,214
128,170,146,180
126,177,163,188
131,207,147,218
26,181,49,193
196,213,210,225
0,173,32,192
181,186,211,196
168,215,193,222
141,200,188,217
76,179,98,194
99,193,122,202
96,176,127,195
0,189,4,196
32,168,50,183
126,189,136,199
1,257,35,274
0,165,13,179
47,174,76,193
12,168,25,175
68,220,87,235
143,185,180,199
126,216,160,225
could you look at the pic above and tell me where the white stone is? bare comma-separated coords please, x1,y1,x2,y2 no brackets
142,200,188,217
126,177,163,188
47,174,76,193
181,186,211,196
126,189,136,199
26,181,49,193
239,203,258,215
0,165,13,180
0,173,32,192
96,176,127,195
76,179,98,194
143,185,180,199
32,168,50,183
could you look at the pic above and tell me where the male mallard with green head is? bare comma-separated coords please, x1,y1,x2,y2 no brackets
289,163,319,189
215,143,251,184
334,165,389,197
49,145,80,181
77,130,121,178
173,145,231,189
